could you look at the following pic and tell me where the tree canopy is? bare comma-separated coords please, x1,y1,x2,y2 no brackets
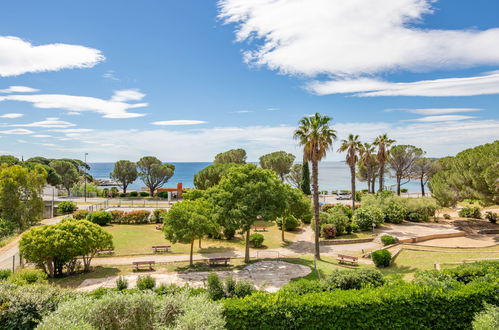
410,157,437,196
286,163,302,189
110,160,138,193
137,156,175,196
213,148,247,164
49,160,80,195
388,145,423,195
193,163,239,190
259,151,295,180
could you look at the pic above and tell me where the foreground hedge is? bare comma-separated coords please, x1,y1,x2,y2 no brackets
223,280,499,329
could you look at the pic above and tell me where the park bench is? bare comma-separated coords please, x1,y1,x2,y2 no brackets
96,248,114,255
206,257,231,266
155,224,163,230
252,224,269,232
133,260,155,271
337,254,358,266
152,245,171,253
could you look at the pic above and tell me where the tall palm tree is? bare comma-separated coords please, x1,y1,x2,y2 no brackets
359,142,377,193
294,113,337,260
338,134,361,208
373,134,396,192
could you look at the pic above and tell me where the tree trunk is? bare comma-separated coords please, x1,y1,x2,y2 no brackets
367,178,371,194
421,176,425,196
245,230,250,263
189,239,194,266
311,160,321,260
378,161,384,192
199,238,202,249
123,184,127,194
150,187,155,197
396,176,401,196
350,165,356,209
281,215,285,242
371,177,375,193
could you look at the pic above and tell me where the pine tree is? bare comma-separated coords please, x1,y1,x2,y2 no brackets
301,160,311,195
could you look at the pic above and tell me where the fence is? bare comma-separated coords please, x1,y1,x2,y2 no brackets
0,252,22,272
87,199,110,212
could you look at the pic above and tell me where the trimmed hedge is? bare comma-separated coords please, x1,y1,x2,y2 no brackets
223,280,499,329
57,201,76,215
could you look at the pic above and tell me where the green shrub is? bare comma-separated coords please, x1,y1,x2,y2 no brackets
119,210,151,224
116,276,128,291
371,249,391,267
405,197,438,221
353,205,384,231
0,269,12,280
276,215,301,231
322,209,350,234
380,235,396,246
129,191,139,197
151,208,166,223
8,268,48,285
86,210,113,226
72,209,90,220
443,213,451,220
234,281,254,298
207,273,225,300
223,280,499,329
407,212,424,222
249,233,264,248
485,211,497,224
119,192,128,197
459,206,482,219
57,201,76,214
207,273,254,300
223,227,236,240
401,188,408,193
472,303,499,330
321,224,336,239
136,275,156,290
382,198,407,224
140,191,149,197
110,210,125,222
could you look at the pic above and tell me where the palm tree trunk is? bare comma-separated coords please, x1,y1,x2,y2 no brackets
421,176,425,196
396,176,401,196
367,177,371,193
371,177,375,193
350,165,356,209
378,161,384,192
189,239,194,266
311,160,321,260
245,230,250,263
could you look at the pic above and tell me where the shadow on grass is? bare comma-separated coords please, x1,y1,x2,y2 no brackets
51,266,122,288
198,246,238,256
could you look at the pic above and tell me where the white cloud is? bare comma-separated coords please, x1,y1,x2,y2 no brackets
0,128,33,134
0,113,24,119
0,86,39,93
406,115,476,122
66,111,81,116
103,70,119,81
0,36,104,77
233,110,253,113
219,0,499,96
387,108,482,115
31,134,52,138
309,72,499,97
267,108,280,111
0,90,148,118
50,128,94,133
13,117,76,128
151,120,208,126
111,89,145,102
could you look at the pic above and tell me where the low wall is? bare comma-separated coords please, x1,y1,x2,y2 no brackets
398,231,466,243
320,237,374,245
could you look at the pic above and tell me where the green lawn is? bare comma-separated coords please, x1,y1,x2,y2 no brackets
102,222,303,256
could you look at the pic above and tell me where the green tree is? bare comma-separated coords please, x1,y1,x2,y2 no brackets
0,155,20,166
163,199,215,266
338,134,362,208
374,134,396,192
410,157,437,196
388,145,423,195
259,151,296,180
280,186,312,241
137,156,175,196
294,113,337,260
213,148,247,164
301,161,311,195
49,160,80,195
208,164,286,262
110,160,138,193
0,165,46,230
286,163,303,188
193,163,238,189
358,142,378,193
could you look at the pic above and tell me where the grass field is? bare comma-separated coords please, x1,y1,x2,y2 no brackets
102,222,303,256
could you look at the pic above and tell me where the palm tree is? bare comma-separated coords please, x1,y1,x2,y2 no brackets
338,134,361,208
359,142,377,193
373,134,396,192
294,113,337,260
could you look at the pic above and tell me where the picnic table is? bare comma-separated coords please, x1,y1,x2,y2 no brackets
336,254,358,265
132,260,155,271
152,245,171,253
252,224,269,232
206,257,231,266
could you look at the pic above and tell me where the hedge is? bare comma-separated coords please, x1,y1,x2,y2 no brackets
223,280,499,329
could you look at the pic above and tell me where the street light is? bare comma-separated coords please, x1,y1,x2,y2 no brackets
84,153,88,202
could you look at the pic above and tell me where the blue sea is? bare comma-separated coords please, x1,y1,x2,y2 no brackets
89,162,426,193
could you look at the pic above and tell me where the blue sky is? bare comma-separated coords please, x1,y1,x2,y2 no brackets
0,0,498,161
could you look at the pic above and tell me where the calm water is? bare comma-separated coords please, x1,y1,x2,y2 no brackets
89,162,426,193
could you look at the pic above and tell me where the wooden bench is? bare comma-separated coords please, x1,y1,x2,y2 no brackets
96,248,114,255
155,224,163,230
336,254,358,265
206,257,231,266
152,245,171,253
252,224,269,232
133,260,155,271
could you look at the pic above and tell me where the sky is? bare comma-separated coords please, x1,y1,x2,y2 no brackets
0,0,498,162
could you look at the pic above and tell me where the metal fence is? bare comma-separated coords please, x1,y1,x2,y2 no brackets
0,252,22,272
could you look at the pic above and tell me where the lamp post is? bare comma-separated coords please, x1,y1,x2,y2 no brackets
84,152,88,202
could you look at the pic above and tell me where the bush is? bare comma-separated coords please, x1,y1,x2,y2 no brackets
382,198,407,224
136,275,156,290
151,209,166,223
121,210,151,224
57,201,76,214
110,210,125,222
353,205,384,231
276,215,301,231
380,235,397,246
223,280,499,329
223,227,236,240
0,269,12,280
472,303,499,330
116,276,128,291
321,224,337,239
443,213,451,220
320,209,350,235
156,191,169,198
405,197,438,221
459,206,482,219
407,212,425,222
119,192,128,197
72,209,90,220
207,273,225,300
8,268,48,285
129,191,139,197
207,273,254,300
323,203,353,218
371,249,391,267
86,210,113,226
401,188,408,193
140,191,149,197
249,233,264,248
485,211,497,224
